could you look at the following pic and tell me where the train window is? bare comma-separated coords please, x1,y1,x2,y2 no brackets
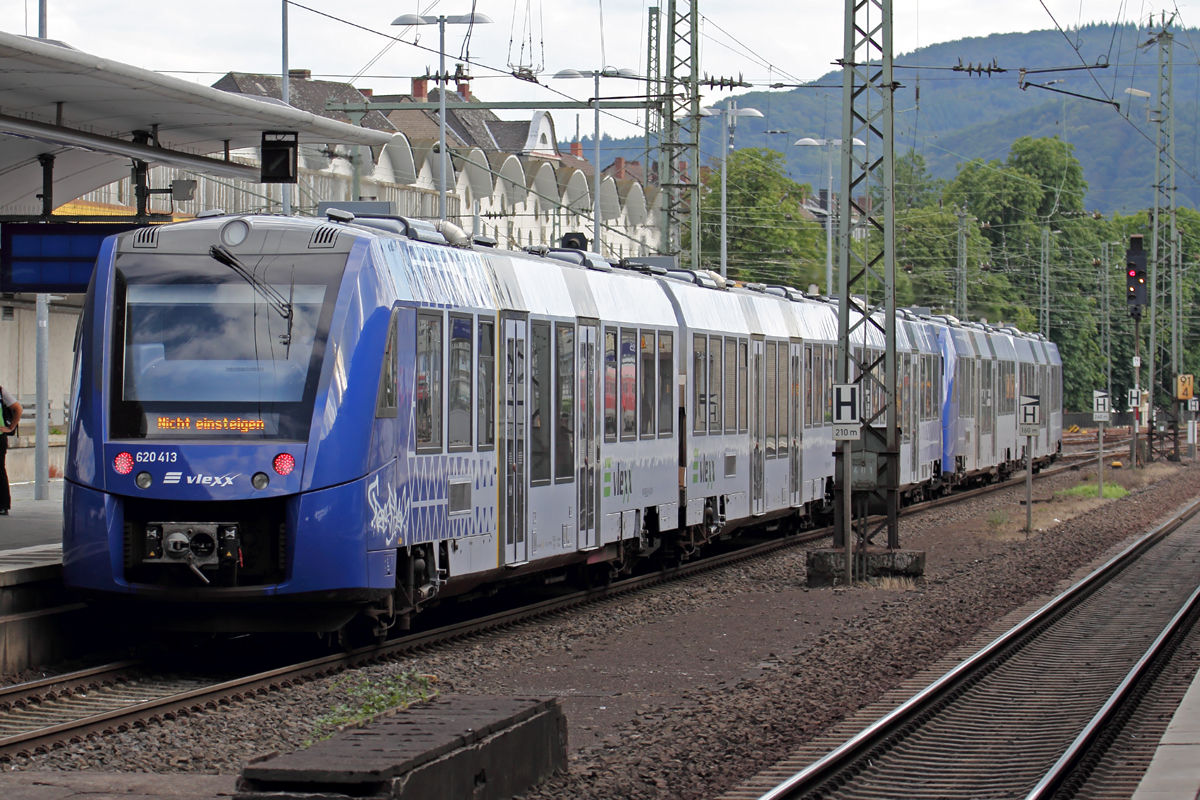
724,339,737,433
825,345,834,424
957,358,965,415
811,345,822,427
448,316,473,450
804,344,813,428
621,329,637,440
765,341,777,457
693,334,707,434
778,344,789,458
530,321,552,483
921,355,931,422
925,355,933,421
709,336,723,433
658,333,674,436
931,357,940,419
375,309,399,418
555,324,575,481
477,319,495,450
790,347,801,448
604,328,617,442
415,312,443,451
738,340,749,433
640,330,656,438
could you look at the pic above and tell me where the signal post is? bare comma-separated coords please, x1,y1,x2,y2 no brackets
1127,236,1147,466
1093,390,1110,498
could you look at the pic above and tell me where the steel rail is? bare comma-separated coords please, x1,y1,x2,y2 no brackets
0,452,1118,760
755,493,1200,800
1025,582,1200,799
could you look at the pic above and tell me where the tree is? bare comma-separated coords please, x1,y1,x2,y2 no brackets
1006,136,1088,219
876,148,944,210
696,148,824,286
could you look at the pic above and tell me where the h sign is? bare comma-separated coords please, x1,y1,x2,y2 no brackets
832,384,861,441
1093,390,1110,414
833,384,860,424
1019,394,1041,437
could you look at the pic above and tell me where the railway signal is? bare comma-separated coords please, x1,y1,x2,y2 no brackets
1126,235,1147,317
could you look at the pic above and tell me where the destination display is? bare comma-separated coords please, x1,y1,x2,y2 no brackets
141,414,279,437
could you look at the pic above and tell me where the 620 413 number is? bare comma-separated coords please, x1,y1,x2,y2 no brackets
135,451,178,463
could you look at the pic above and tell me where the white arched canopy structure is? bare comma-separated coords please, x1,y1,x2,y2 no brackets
525,159,560,211
595,174,621,221
557,167,590,215
374,133,417,185
411,139,456,193
617,180,648,227
488,153,528,205
451,147,492,199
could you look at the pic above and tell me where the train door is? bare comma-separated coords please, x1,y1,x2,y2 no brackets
501,316,529,566
576,321,600,550
751,337,765,515
789,341,803,506
989,361,997,462
908,353,918,476
969,357,979,462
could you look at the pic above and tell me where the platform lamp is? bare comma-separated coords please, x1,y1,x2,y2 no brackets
703,102,763,279
795,137,864,296
391,12,493,222
554,67,638,256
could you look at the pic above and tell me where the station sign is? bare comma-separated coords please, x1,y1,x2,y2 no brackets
1019,394,1041,437
832,384,861,441
1093,390,1110,423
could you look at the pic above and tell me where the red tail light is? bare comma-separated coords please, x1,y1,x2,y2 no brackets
273,453,295,476
113,452,134,475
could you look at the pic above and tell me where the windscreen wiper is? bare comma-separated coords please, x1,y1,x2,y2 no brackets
208,245,292,320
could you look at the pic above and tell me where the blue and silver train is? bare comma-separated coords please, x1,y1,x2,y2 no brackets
62,213,1062,634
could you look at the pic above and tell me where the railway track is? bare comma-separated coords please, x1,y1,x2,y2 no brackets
744,494,1200,800
0,452,1130,761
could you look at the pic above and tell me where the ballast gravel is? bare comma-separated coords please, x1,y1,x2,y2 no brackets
9,461,1199,800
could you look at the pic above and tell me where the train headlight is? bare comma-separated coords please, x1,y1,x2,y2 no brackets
252,472,270,490
113,452,134,475
221,219,249,247
135,471,153,489
273,453,295,476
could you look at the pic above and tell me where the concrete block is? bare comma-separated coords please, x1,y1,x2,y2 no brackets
807,547,926,587
236,695,567,800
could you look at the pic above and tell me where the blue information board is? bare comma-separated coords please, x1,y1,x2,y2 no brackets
1,222,141,293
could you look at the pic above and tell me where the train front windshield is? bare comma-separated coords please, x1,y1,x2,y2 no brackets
109,252,347,440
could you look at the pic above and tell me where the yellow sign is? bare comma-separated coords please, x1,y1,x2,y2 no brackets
1177,374,1194,400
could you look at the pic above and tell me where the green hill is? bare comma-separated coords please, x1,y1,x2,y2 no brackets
569,23,1200,213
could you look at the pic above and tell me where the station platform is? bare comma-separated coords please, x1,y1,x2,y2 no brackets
0,479,64,552
1132,663,1200,799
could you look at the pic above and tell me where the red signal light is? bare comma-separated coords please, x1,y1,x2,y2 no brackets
1129,269,1137,276
113,452,134,475
273,453,295,476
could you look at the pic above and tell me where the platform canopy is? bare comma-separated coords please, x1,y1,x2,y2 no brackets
0,32,392,215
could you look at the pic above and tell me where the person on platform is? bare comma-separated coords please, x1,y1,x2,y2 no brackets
0,386,22,516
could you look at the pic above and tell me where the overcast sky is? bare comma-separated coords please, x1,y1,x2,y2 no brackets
1,0,1191,138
